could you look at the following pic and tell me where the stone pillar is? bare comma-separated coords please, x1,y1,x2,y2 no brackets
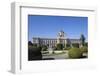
57,38,60,44
65,39,67,48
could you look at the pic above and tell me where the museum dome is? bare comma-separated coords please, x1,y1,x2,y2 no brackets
58,30,65,38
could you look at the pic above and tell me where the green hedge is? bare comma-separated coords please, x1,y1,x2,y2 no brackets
68,47,82,58
72,43,79,48
66,44,71,48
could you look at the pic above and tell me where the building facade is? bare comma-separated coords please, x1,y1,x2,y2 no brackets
32,30,84,48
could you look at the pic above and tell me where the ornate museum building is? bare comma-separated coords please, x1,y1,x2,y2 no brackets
32,30,85,48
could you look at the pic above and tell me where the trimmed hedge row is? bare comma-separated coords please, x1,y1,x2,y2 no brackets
68,47,88,58
68,47,82,58
72,43,79,48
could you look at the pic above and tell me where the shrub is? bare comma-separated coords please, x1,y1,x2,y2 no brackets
68,47,82,58
66,44,71,48
53,46,57,50
28,46,42,60
33,44,37,47
56,43,63,50
80,46,88,53
63,47,71,50
42,45,47,51
72,43,79,48
37,46,42,51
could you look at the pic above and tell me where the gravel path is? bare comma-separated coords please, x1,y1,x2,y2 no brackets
42,51,69,59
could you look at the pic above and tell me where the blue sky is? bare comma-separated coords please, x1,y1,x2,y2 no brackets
28,15,88,41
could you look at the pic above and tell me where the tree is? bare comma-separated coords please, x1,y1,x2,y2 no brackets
28,46,42,60
80,34,85,46
28,41,33,46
